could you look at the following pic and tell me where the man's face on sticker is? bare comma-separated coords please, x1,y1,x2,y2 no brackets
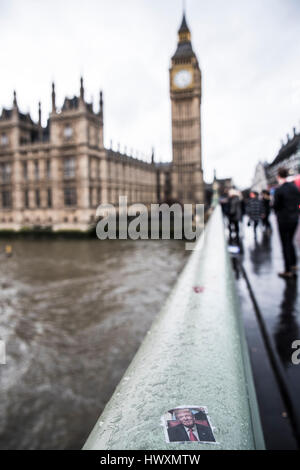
176,409,195,428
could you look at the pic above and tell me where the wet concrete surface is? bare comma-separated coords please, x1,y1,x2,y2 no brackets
0,239,187,449
229,215,300,449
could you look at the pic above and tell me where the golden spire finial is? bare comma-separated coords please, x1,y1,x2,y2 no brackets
178,3,191,43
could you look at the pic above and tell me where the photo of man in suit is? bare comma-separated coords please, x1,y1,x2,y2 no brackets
167,408,216,443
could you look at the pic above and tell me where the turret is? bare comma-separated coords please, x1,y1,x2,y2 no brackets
51,82,56,113
80,76,84,101
38,101,43,141
99,90,103,119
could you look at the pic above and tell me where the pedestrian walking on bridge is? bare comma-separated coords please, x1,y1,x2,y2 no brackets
227,188,242,242
246,191,264,239
261,190,272,233
274,168,300,279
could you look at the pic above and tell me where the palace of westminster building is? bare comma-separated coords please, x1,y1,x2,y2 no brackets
0,14,204,231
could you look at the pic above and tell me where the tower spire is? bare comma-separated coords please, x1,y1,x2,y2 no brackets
80,76,84,100
38,101,43,141
13,90,18,108
178,6,191,43
99,90,103,118
51,82,56,113
38,101,41,125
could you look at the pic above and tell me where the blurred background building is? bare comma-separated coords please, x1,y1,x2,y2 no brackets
251,127,300,193
0,13,205,231
0,82,162,230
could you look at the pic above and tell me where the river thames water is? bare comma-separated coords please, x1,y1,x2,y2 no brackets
0,239,187,449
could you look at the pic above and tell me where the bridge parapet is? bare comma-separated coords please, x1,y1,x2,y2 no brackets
83,206,265,450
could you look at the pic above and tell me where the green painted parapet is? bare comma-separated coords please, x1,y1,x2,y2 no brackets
83,206,265,450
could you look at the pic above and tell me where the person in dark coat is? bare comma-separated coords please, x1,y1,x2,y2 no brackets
227,189,242,241
167,408,215,443
273,168,300,279
220,188,229,217
246,191,264,239
261,190,272,232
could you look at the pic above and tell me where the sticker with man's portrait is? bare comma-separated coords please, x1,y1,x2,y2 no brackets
161,405,217,444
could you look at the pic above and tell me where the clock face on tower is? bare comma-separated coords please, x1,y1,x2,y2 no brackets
173,69,193,89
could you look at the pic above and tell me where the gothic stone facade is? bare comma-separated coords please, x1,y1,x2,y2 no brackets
266,129,300,186
0,13,204,231
0,81,168,231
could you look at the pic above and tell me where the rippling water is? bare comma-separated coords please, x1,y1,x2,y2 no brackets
0,239,187,449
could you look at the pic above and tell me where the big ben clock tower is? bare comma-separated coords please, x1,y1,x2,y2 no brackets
170,13,204,204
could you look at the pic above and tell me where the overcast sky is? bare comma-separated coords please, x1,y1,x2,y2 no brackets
1,0,299,187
